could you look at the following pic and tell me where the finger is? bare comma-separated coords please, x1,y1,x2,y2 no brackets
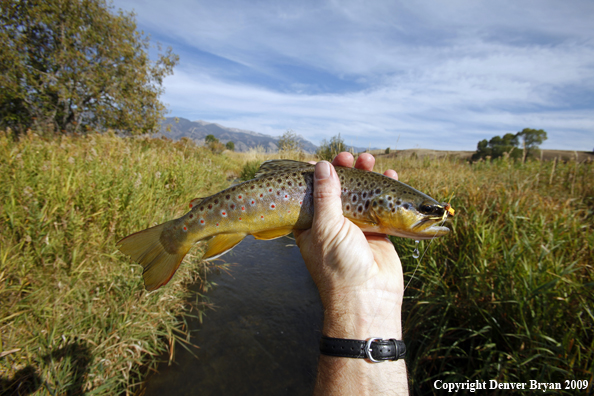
355,153,375,171
312,161,344,232
384,169,398,181
331,152,354,168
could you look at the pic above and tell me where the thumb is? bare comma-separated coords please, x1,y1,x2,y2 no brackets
312,161,344,233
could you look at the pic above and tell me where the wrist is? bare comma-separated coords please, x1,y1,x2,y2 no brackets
321,288,403,339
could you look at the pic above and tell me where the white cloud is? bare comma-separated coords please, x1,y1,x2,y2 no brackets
114,0,594,150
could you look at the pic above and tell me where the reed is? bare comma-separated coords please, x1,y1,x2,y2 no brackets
378,155,593,395
0,131,236,395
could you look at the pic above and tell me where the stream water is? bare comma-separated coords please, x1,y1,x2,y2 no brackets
143,235,324,395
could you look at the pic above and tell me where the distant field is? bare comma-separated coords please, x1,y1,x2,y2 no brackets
365,148,594,162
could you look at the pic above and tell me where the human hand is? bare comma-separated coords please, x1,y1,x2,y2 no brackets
294,152,404,339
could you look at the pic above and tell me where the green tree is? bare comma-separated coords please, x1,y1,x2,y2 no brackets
277,129,303,153
516,128,547,163
472,133,520,161
0,0,178,135
317,134,347,161
205,134,218,144
225,141,235,151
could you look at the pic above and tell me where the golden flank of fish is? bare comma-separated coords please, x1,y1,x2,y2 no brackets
117,160,454,291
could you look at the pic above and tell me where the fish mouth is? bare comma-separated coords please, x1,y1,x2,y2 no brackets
410,202,454,238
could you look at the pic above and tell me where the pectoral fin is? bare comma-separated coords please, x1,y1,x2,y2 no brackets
252,227,293,240
203,232,247,260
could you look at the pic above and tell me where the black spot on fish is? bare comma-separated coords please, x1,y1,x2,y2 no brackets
214,199,219,204
372,201,377,207
389,202,393,208
379,199,384,205
277,179,282,183
396,200,402,205
363,180,368,185
358,206,363,213
365,200,370,209
200,206,204,211
226,194,230,199
387,196,392,201
231,204,235,209
352,195,357,203
292,173,297,177
288,181,292,186
375,188,381,194
402,203,410,210
281,186,285,190
362,192,367,199
346,204,350,211
392,208,396,213
208,204,212,209
357,182,362,187
250,186,254,190
189,214,193,219
232,187,236,191
299,182,303,187
266,183,270,187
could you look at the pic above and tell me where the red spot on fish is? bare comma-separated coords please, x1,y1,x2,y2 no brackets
260,193,263,198
200,219,205,224
239,217,242,220
208,204,212,209
269,188,273,192
230,204,235,209
261,215,264,219
216,223,219,226
238,195,243,199
242,206,245,211
284,194,289,199
189,203,193,208
183,226,187,231
251,200,255,205
287,210,291,214
221,211,227,216
270,204,276,209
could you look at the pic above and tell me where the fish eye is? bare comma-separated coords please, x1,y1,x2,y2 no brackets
419,203,444,216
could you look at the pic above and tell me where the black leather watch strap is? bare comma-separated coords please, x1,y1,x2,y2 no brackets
320,336,406,362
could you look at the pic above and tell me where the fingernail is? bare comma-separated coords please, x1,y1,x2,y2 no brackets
315,161,331,180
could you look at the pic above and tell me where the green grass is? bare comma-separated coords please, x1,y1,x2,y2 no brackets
377,155,593,395
0,131,239,395
1,132,592,395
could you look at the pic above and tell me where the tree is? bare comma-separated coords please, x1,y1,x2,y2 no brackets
472,133,521,161
205,134,218,143
0,0,178,135
277,129,303,153
225,141,235,151
516,128,547,163
317,134,347,161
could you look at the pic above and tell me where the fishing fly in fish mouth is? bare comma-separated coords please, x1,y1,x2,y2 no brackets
117,159,455,291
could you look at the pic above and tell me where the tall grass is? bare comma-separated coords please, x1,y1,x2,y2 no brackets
378,155,593,395
0,131,238,395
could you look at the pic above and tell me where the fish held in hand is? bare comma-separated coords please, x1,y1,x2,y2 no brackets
117,160,454,290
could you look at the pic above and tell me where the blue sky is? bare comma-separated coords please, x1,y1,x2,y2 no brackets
113,0,593,151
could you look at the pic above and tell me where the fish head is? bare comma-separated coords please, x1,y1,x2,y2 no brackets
373,192,454,240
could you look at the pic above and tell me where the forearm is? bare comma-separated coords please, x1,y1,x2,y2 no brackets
314,289,409,395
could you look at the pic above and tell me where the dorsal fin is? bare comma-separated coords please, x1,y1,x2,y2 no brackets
255,160,314,178
189,198,205,209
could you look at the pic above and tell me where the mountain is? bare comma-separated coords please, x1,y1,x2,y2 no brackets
158,117,318,153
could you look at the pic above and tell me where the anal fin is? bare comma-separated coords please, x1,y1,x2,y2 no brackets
252,226,293,240
203,232,247,260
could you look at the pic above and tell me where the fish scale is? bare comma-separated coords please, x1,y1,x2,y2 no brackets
118,160,454,291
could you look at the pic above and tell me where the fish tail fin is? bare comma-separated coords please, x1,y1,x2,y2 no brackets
117,221,194,291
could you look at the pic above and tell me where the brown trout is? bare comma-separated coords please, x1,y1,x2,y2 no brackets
117,160,454,291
